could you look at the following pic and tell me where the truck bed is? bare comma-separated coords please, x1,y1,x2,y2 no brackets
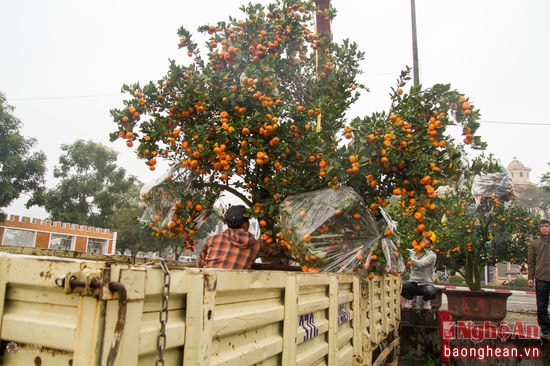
0,247,401,365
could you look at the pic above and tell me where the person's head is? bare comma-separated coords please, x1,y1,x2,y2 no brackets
224,205,249,229
422,232,436,248
539,220,550,235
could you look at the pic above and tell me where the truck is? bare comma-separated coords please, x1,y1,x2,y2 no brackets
0,246,401,365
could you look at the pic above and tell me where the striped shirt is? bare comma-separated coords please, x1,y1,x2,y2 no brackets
197,228,260,269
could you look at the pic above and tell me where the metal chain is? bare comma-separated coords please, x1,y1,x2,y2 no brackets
156,259,171,366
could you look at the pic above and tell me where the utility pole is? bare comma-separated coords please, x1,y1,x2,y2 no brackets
315,0,332,38
316,1,418,85
410,0,420,87
314,0,331,132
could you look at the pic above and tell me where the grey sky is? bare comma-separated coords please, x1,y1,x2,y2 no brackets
1,0,549,218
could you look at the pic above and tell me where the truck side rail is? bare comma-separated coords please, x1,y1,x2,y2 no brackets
0,251,401,365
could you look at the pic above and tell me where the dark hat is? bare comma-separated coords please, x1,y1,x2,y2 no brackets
224,205,248,228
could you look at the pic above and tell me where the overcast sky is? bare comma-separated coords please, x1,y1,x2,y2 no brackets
1,0,549,219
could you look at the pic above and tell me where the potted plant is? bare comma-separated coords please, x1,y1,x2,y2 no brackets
432,156,539,320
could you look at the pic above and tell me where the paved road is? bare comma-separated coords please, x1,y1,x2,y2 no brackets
507,290,537,313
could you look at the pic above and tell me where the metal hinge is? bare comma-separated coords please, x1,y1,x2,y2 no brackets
55,269,102,297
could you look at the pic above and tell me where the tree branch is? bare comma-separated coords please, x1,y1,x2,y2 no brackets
194,181,253,207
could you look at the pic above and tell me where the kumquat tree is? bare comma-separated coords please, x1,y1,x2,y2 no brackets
110,0,497,274
111,0,365,260
388,155,540,291
340,72,487,271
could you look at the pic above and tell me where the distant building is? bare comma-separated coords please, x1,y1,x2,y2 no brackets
507,157,532,187
0,214,117,254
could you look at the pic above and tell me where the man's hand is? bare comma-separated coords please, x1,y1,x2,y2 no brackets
528,279,534,288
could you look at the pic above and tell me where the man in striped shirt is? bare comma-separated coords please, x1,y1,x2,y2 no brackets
197,205,260,269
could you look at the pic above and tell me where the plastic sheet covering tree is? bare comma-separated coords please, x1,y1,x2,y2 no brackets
379,208,407,275
138,165,216,245
279,185,405,273
471,171,515,205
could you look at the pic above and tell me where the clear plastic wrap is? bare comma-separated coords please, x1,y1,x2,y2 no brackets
378,209,407,274
379,238,404,274
139,165,211,239
471,171,515,205
139,164,180,201
278,186,403,273
139,165,181,233
139,188,180,230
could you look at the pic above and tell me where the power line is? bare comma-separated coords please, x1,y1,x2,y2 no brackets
7,94,550,127
480,120,550,127
10,93,121,101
